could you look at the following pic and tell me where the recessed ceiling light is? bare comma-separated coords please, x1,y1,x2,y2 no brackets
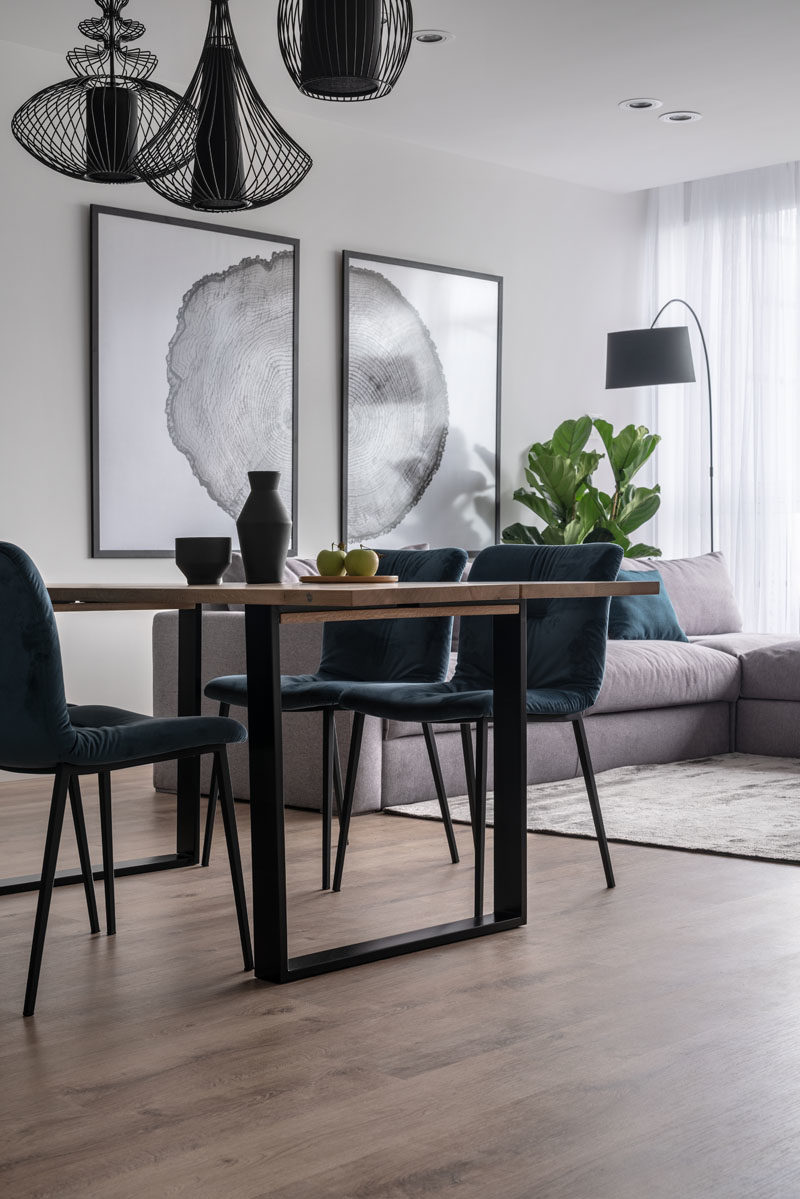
414,29,454,44
659,110,702,123
618,98,663,111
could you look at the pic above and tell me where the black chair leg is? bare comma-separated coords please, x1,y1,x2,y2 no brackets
332,712,365,892
98,771,116,934
422,723,459,864
68,776,100,934
24,767,70,1017
572,716,615,888
459,722,479,854
214,750,254,971
331,715,344,821
321,709,335,890
201,702,230,867
474,719,489,919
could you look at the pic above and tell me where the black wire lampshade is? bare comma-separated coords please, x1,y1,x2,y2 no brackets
277,0,414,100
605,327,696,389
135,0,312,212
11,0,186,184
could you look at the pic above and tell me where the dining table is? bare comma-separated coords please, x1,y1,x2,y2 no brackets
44,575,658,983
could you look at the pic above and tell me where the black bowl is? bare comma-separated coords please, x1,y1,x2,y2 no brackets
175,537,232,585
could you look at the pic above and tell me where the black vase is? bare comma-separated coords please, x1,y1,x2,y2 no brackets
174,537,232,585
236,471,292,583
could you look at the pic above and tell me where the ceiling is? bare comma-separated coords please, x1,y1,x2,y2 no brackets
5,0,800,193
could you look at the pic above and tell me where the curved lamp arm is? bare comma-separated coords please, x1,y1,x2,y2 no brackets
651,298,714,553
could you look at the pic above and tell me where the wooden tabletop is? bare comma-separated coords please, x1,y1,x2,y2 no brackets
48,578,659,614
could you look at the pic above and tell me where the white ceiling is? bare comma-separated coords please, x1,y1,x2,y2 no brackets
5,0,800,193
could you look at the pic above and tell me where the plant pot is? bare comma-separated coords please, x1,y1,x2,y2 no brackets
235,471,292,583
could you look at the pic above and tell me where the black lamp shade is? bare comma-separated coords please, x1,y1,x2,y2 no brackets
301,0,383,96
278,0,413,102
136,0,312,212
11,2,186,186
605,326,696,389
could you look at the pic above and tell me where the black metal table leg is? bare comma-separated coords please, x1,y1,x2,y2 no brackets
491,606,528,924
246,604,289,983
176,605,203,864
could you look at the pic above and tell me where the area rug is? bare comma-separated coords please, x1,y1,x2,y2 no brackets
384,754,800,863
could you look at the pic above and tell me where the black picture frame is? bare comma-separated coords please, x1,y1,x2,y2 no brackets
91,205,300,558
342,250,503,553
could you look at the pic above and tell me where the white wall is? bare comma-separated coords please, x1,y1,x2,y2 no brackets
0,40,647,714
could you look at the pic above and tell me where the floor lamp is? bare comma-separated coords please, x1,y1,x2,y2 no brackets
605,299,715,552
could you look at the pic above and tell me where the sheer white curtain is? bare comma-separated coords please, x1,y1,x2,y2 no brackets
644,162,800,632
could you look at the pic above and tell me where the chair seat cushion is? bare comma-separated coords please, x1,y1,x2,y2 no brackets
204,673,348,711
65,705,246,768
339,682,494,724
340,681,589,725
587,641,740,715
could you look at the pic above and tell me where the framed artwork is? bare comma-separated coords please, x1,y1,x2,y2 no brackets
91,205,299,557
342,251,502,552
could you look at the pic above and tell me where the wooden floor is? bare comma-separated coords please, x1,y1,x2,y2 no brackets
2,769,800,1198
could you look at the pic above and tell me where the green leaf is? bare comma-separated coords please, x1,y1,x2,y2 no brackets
592,418,615,463
563,518,586,544
597,519,632,552
577,487,606,525
512,490,556,524
615,487,661,534
550,416,593,461
501,522,542,544
594,420,661,490
626,543,662,558
526,452,583,515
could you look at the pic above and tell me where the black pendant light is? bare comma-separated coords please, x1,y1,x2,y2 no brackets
277,0,413,101
135,0,312,212
11,1,185,184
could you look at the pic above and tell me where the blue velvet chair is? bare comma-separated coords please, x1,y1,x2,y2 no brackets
334,543,624,913
202,547,469,887
0,543,253,1017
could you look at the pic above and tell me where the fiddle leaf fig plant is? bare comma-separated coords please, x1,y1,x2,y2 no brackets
502,416,662,558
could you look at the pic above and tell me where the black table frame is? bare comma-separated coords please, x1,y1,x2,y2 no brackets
216,596,529,983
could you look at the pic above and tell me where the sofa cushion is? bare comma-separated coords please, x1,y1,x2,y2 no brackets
587,640,740,715
739,639,800,701
620,552,742,636
384,640,740,737
609,569,687,641
690,632,795,657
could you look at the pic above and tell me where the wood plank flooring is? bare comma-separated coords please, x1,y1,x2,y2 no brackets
2,767,800,1198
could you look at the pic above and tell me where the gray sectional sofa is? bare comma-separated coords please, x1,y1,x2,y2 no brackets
152,551,799,812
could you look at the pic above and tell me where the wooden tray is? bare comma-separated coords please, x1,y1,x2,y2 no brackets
298,575,399,585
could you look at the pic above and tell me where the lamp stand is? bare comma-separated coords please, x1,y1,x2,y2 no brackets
651,298,715,553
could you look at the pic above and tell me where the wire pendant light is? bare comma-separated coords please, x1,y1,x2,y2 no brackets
11,0,185,184
277,0,413,101
135,0,312,212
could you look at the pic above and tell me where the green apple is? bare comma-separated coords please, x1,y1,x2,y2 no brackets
316,543,347,576
345,546,380,577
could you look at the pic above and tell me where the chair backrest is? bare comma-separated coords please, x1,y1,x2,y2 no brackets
0,542,77,769
317,547,468,684
453,543,624,706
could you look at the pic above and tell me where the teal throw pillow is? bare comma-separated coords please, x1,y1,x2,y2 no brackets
609,569,688,641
